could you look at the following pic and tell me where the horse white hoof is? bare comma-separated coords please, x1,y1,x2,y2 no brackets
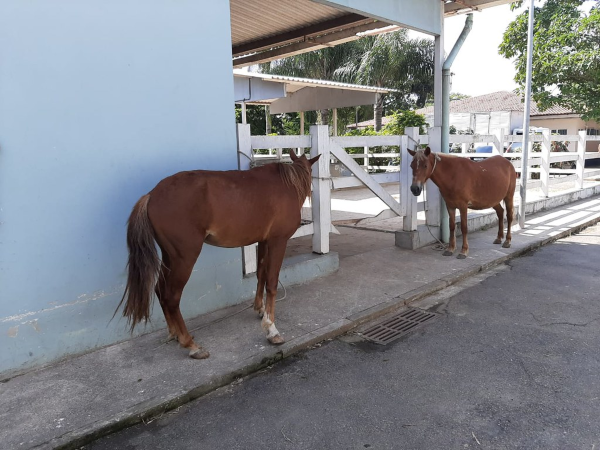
502,241,511,248
268,334,285,345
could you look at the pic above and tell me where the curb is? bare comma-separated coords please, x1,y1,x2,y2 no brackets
51,213,600,450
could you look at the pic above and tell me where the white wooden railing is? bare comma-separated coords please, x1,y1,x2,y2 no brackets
237,124,600,274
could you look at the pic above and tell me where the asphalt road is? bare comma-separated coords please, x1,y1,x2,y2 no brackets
85,225,600,450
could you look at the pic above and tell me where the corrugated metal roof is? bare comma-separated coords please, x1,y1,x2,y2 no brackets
231,0,348,50
233,69,395,94
230,0,514,64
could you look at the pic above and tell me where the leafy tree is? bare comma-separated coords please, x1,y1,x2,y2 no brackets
499,0,600,121
381,110,429,135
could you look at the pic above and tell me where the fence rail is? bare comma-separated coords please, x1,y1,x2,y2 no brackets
238,124,600,274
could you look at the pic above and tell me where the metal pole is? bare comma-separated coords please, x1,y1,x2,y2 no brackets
518,0,535,229
441,13,473,243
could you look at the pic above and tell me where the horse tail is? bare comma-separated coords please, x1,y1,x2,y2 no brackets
115,194,161,332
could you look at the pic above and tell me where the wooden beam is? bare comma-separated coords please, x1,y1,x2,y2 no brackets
233,21,382,68
232,13,370,57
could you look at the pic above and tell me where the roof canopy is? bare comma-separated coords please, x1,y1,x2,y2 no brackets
233,69,394,113
230,0,514,67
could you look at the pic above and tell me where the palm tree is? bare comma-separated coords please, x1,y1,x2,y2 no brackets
260,45,361,125
335,29,434,130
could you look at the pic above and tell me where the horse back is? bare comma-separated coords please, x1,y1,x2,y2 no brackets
147,165,304,248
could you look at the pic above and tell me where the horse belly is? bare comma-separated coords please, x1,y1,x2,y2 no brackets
204,208,299,248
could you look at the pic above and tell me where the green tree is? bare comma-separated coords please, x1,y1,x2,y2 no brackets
499,0,600,121
381,110,429,135
260,45,360,125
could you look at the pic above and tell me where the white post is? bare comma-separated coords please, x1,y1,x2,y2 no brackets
401,134,417,231
333,108,338,136
461,143,468,154
310,125,331,254
424,126,441,226
576,129,586,189
241,102,247,124
276,148,282,160
364,145,369,169
540,128,551,198
518,0,535,228
298,111,305,155
495,128,505,154
236,124,257,274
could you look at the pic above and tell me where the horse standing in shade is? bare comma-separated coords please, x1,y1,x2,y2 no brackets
116,150,321,359
408,147,516,259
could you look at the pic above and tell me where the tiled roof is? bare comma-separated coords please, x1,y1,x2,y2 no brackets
350,91,576,128
415,91,574,116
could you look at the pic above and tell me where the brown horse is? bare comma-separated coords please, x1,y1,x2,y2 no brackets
408,147,516,259
116,150,321,359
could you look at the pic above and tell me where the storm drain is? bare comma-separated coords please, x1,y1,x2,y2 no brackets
359,308,437,345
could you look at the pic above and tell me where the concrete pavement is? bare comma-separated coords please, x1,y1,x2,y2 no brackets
3,195,600,450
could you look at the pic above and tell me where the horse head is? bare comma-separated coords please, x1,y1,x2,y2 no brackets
407,147,437,196
289,149,321,169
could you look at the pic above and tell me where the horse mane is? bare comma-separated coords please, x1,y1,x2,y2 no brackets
278,162,312,205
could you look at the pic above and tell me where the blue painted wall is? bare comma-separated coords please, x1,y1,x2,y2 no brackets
0,2,245,376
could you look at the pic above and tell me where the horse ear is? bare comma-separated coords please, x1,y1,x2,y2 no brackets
289,150,299,161
308,154,321,166
407,149,416,157
424,147,431,156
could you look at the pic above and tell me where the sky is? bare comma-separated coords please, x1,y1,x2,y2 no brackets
437,3,522,97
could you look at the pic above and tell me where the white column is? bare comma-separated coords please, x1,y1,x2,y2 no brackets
540,128,551,198
424,126,441,226
310,125,331,254
576,130,586,189
401,134,417,231
236,124,257,274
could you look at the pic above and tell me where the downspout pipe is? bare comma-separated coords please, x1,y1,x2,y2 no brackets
440,13,473,243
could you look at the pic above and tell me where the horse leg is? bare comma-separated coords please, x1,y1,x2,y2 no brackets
457,205,469,259
253,241,268,318
503,196,514,248
262,238,288,345
492,203,505,245
155,255,176,343
162,246,210,359
443,207,457,256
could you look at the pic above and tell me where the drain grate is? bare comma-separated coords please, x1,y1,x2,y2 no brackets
359,308,437,345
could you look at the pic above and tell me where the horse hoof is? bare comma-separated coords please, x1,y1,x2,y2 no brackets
493,238,502,245
268,334,285,345
442,250,454,257
502,241,511,248
457,253,467,260
189,348,210,359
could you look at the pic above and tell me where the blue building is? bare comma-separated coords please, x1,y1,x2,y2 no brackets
0,0,509,377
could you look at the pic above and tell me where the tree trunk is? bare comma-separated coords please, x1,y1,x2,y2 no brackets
374,93,384,131
265,105,272,135
318,109,330,126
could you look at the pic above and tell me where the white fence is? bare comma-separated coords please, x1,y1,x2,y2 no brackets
237,124,600,274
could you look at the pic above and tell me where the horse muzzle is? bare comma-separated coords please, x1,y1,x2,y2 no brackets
410,184,422,196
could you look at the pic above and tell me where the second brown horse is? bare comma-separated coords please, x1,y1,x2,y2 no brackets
408,147,516,259
116,150,321,359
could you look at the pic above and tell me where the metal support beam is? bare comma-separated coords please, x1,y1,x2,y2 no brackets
518,0,535,228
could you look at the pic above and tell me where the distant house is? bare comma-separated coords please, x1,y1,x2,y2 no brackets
349,91,600,151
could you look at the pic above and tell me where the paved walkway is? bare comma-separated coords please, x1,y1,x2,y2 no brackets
3,195,600,450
